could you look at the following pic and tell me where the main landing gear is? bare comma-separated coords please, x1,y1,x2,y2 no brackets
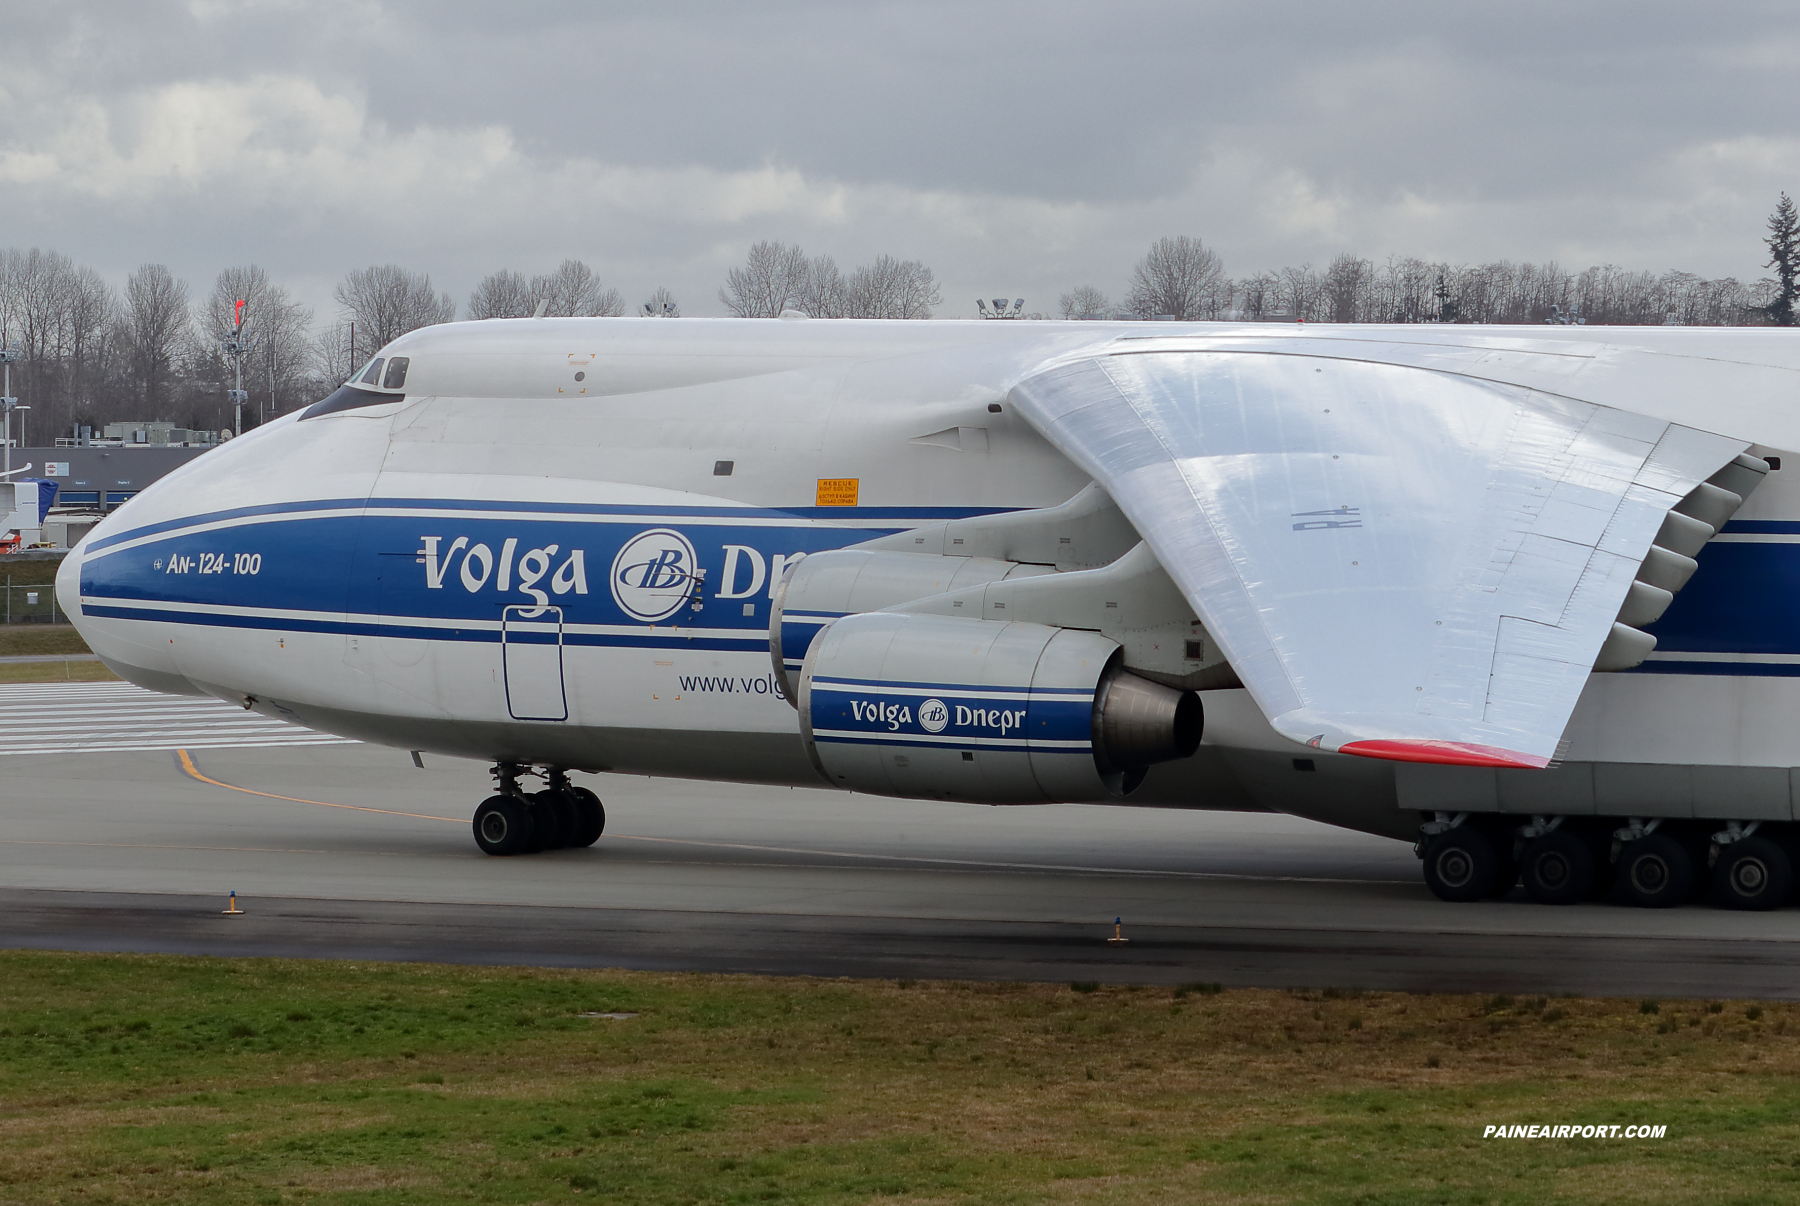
1417,813,1798,910
472,763,605,856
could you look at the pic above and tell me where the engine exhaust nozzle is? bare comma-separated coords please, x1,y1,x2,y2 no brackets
1092,666,1203,774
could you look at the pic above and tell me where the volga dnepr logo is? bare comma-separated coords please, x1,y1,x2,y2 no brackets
417,526,801,624
843,695,1026,735
611,528,700,623
417,535,588,615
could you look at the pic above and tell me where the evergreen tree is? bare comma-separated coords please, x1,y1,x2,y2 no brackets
1764,192,1799,325
1433,270,1460,324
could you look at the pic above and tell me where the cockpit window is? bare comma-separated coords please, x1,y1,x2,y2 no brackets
300,384,404,420
382,357,410,390
358,357,385,386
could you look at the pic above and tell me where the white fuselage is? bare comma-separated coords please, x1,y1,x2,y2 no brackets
56,318,1800,840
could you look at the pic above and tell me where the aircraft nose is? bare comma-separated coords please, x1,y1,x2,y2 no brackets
56,520,208,696
47,405,388,700
53,539,81,623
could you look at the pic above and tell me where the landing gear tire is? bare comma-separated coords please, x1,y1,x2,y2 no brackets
566,786,605,848
473,795,534,856
1521,830,1594,905
1574,826,1615,900
531,789,577,849
1674,828,1713,903
1614,833,1693,908
1712,836,1793,911
1488,836,1522,900
1422,827,1499,902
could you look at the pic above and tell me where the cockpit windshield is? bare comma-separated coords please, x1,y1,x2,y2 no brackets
357,357,385,386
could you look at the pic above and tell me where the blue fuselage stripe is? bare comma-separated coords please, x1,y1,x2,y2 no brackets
1641,540,1800,657
78,501,1800,681
88,497,1016,552
81,510,929,641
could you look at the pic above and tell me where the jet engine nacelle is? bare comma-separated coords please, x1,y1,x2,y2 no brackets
769,549,1055,700
798,611,1201,803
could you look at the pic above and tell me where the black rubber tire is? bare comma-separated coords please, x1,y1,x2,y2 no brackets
1487,832,1522,900
566,786,605,847
1422,827,1498,903
1672,827,1713,903
1521,829,1595,905
473,794,534,856
532,789,577,849
1712,836,1793,911
1769,828,1800,904
1574,825,1616,900
1613,833,1693,908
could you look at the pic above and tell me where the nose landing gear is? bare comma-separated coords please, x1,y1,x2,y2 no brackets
472,763,606,856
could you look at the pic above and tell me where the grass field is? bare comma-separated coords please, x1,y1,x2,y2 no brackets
0,952,1795,1204
0,620,112,681
0,658,117,683
0,559,63,587
0,623,92,658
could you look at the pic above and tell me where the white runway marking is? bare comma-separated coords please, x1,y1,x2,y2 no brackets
0,682,358,754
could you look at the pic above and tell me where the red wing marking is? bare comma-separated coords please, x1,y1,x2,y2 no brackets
1338,739,1549,770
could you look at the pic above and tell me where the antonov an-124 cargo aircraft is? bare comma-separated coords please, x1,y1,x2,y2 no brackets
54,317,1800,911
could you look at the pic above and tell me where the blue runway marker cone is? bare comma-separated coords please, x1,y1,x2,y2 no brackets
222,891,243,915
1108,916,1128,944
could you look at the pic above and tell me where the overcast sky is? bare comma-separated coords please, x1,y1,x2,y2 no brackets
4,0,1797,322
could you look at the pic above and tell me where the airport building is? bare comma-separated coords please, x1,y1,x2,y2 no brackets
1,439,220,559
11,443,218,513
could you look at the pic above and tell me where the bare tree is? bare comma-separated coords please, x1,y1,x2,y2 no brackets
467,269,534,319
718,241,810,317
794,255,847,318
1235,271,1276,319
201,266,313,420
1322,254,1370,323
641,287,681,317
312,322,359,385
1379,255,1438,323
844,255,941,319
0,248,116,438
1127,236,1225,320
1276,263,1323,321
121,264,191,415
332,264,455,350
530,260,624,317
1059,285,1112,319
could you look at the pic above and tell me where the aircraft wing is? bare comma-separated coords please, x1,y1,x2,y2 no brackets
1009,345,1752,768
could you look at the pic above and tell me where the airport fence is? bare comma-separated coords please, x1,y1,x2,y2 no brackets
3,580,60,624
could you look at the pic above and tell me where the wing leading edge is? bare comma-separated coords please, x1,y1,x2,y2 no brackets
1009,348,1750,768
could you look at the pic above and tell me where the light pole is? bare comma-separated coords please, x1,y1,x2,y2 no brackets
0,347,25,478
221,299,255,437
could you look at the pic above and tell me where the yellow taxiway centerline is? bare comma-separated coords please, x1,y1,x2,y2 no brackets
176,749,464,824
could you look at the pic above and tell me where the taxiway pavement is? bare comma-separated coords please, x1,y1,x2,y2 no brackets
0,684,1795,998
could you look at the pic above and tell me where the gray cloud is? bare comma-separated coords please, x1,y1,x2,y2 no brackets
2,0,1795,323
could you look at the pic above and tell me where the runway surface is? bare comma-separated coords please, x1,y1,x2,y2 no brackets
0,681,356,754
0,682,1796,999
